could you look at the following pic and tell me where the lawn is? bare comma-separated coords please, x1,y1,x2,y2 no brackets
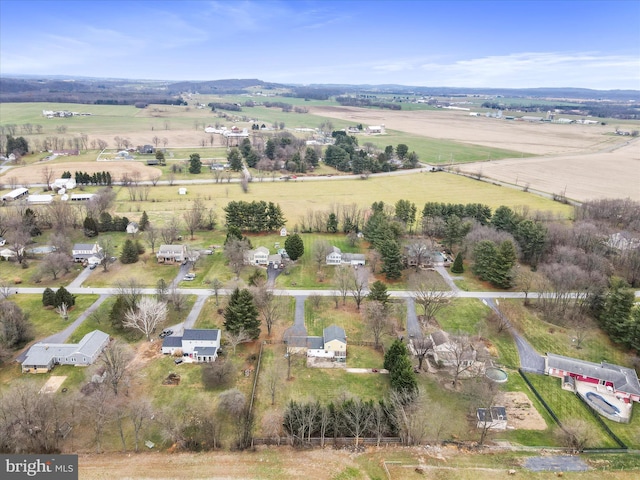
434,298,491,335
9,293,100,340
501,300,633,367
86,257,180,288
524,373,619,448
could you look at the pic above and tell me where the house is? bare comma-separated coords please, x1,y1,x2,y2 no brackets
293,325,347,362
161,329,220,363
0,248,18,260
156,244,188,263
72,243,103,263
428,330,477,367
210,163,226,171
476,407,508,430
137,144,155,154
606,232,640,251
1,187,29,202
117,151,134,160
53,178,76,190
325,246,366,266
126,222,139,234
21,330,110,373
366,125,385,135
245,246,270,266
546,353,640,411
280,227,288,237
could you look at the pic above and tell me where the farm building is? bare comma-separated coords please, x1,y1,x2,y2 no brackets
156,244,187,263
178,188,187,195
1,187,29,202
28,194,54,205
366,125,385,134
161,329,220,363
21,330,110,373
53,178,76,190
68,193,95,202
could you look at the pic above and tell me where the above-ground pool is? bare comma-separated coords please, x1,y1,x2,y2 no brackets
485,367,508,383
27,246,55,254
585,391,620,416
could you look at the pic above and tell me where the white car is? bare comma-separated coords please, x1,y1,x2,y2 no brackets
183,273,196,281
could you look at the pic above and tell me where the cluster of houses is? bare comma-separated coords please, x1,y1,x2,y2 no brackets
42,110,92,118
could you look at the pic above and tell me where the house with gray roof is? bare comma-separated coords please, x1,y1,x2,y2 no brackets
325,246,365,266
72,242,103,263
162,329,220,363
156,244,187,263
289,325,348,362
22,330,110,373
546,353,640,403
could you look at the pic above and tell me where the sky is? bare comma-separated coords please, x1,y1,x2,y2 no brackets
1,0,639,90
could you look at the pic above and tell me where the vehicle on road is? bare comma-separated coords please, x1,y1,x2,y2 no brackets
183,273,196,281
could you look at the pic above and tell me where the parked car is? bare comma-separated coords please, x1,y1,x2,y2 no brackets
174,358,183,365
89,264,97,270
183,273,196,281
159,329,173,338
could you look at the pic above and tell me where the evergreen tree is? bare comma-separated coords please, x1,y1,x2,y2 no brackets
304,147,319,167
54,286,75,308
326,213,338,233
514,219,547,267
368,280,390,306
42,288,56,307
494,240,518,288
227,148,243,171
380,239,403,280
110,295,128,330
599,277,635,344
491,205,519,233
188,153,202,174
225,225,244,245
472,240,498,284
390,354,418,395
120,239,139,264
139,211,149,231
83,216,99,237
155,150,166,165
223,287,260,339
451,252,464,274
240,138,252,158
384,339,409,371
285,233,304,261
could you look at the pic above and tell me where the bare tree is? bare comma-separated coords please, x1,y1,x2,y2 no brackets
333,266,351,306
144,224,159,253
5,222,30,265
264,362,283,406
168,285,187,312
38,252,72,280
224,238,250,279
252,287,283,337
364,300,390,348
555,419,597,452
101,341,132,396
412,337,433,371
0,281,12,300
210,278,223,306
98,237,115,272
261,410,284,445
350,268,368,310
183,197,206,240
115,278,143,310
405,240,434,270
516,268,535,306
226,327,251,355
81,385,113,453
446,334,476,387
410,273,455,323
313,240,331,280
128,397,154,453
41,166,54,191
124,296,168,341
340,398,373,446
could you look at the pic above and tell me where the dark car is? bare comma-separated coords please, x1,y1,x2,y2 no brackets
159,329,173,338
174,358,183,365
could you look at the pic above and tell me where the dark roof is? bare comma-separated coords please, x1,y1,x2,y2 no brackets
477,406,507,422
546,353,640,396
430,330,450,346
194,347,218,356
287,336,324,350
162,336,182,348
183,329,219,342
323,325,346,344
73,243,98,251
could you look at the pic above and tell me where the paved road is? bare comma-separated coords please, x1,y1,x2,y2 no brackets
405,297,422,339
483,298,546,373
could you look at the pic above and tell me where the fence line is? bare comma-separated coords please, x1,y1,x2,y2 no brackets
248,341,264,416
574,392,627,449
518,369,562,427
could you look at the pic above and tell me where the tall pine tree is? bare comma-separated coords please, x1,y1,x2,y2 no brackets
223,288,260,339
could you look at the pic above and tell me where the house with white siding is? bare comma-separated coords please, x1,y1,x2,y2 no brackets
161,329,220,363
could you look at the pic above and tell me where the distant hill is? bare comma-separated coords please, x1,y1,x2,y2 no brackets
0,75,637,105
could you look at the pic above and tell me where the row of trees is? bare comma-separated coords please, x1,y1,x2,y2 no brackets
224,200,286,232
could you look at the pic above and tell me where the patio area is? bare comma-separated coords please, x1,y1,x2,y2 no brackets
575,380,633,423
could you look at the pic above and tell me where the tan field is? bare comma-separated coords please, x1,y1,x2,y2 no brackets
311,106,640,201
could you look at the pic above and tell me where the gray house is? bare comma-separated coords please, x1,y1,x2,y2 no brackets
161,329,220,363
22,330,110,373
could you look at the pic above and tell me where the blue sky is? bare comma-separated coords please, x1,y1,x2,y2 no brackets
1,0,638,89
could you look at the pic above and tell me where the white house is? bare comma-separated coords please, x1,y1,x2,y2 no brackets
245,246,270,266
53,178,76,190
366,125,385,135
162,329,220,363
156,245,188,263
280,227,288,237
22,330,110,373
72,243,103,263
126,222,139,234
325,246,366,266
